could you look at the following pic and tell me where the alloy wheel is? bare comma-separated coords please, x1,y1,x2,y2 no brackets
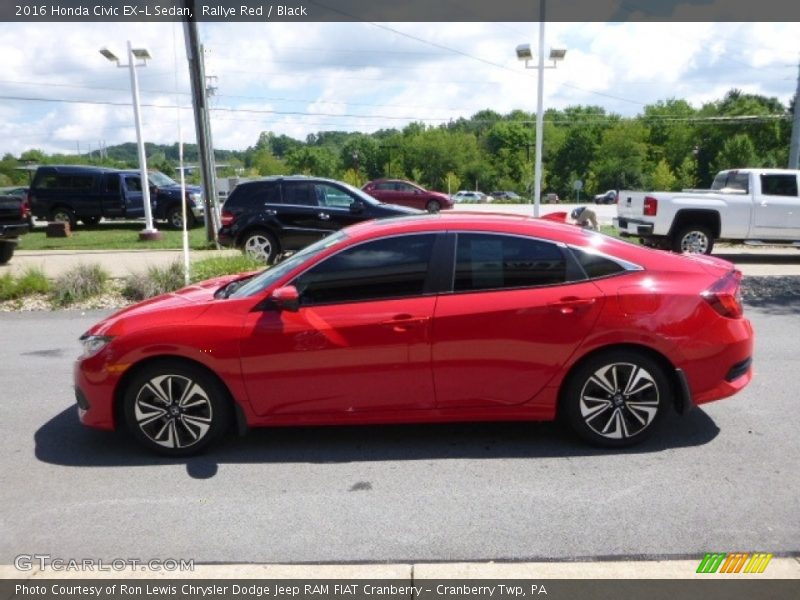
133,374,213,449
243,233,274,262
578,362,660,440
679,230,710,254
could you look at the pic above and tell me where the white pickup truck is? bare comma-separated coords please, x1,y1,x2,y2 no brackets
614,168,800,254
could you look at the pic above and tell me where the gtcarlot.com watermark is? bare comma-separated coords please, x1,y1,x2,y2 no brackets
15,554,194,572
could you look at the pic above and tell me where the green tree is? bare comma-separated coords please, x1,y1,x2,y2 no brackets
712,134,758,173
589,122,650,191
649,158,677,191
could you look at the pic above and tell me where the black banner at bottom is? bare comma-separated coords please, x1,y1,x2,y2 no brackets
4,579,800,600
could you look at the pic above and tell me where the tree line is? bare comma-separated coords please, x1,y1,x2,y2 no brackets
1,89,794,201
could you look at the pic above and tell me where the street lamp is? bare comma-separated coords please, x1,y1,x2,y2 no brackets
516,4,566,218
99,42,162,240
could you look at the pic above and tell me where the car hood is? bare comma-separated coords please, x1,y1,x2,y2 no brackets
158,183,202,194
86,274,245,337
373,203,424,216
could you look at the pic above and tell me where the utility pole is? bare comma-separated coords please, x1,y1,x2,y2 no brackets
789,60,800,170
183,1,219,244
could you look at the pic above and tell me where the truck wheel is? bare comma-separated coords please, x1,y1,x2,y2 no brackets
166,205,195,230
50,207,77,230
672,225,714,255
0,241,14,265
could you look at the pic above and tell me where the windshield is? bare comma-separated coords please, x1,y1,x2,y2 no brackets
711,171,749,193
148,171,177,187
228,231,348,299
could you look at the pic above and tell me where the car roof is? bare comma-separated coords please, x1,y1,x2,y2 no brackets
36,165,121,174
236,175,348,186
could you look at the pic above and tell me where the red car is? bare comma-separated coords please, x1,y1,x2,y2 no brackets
362,179,453,213
75,214,753,456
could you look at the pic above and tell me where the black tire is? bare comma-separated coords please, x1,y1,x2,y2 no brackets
81,216,101,226
562,349,669,447
123,360,232,457
50,207,77,230
672,225,714,255
0,241,15,265
166,204,196,230
241,229,278,264
426,199,442,213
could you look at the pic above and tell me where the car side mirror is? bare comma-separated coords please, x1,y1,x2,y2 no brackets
350,199,365,213
270,285,299,312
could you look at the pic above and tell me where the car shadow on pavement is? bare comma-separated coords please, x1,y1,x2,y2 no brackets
35,406,720,479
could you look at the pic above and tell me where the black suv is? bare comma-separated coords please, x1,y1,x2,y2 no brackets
219,176,422,262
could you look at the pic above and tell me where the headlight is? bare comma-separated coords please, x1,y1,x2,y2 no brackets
188,192,201,203
79,335,114,358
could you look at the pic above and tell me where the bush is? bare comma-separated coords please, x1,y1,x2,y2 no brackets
50,263,110,307
191,255,264,283
0,268,50,301
122,261,185,302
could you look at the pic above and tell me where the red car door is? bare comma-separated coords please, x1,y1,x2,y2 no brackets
432,233,604,409
239,234,438,416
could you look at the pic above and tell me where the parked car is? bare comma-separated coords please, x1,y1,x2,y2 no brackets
0,193,31,264
218,175,421,263
452,190,493,203
75,212,753,456
0,186,32,228
594,190,618,204
362,179,452,213
27,165,204,230
491,191,522,201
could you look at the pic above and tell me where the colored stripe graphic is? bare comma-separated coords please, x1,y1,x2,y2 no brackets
697,552,773,574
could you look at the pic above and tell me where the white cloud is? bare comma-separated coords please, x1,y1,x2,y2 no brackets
0,20,797,156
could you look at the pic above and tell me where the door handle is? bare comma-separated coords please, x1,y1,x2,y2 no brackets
317,212,330,220
380,314,430,331
548,297,596,315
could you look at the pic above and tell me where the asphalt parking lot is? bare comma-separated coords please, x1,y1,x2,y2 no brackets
1,302,797,564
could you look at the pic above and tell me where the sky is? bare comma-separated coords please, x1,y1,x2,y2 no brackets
0,19,798,157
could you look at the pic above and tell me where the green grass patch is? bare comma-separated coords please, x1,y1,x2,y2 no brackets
0,267,50,301
50,263,110,307
191,254,264,283
121,255,263,302
19,222,214,251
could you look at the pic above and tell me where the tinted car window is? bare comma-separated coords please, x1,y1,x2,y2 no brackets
761,174,798,197
293,234,435,305
570,247,625,279
124,176,142,192
105,176,120,194
454,233,567,292
283,182,317,206
226,181,281,208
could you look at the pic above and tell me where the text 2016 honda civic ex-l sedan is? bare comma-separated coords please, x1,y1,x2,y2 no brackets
75,213,753,456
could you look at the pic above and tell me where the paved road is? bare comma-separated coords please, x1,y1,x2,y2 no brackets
0,304,797,564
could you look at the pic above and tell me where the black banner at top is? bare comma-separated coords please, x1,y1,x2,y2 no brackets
5,0,800,22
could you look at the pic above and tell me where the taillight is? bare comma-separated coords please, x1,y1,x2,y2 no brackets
20,198,30,219
220,210,235,227
643,196,658,216
702,270,743,318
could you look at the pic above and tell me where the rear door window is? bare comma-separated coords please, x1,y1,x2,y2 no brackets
282,182,317,206
453,233,567,291
760,174,799,197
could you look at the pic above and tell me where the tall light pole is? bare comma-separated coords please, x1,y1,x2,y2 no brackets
516,1,565,218
100,43,162,241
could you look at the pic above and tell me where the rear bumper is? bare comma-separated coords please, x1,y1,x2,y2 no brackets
0,223,28,238
679,316,754,406
614,217,654,236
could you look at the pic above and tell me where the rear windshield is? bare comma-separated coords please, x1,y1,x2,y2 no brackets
711,171,750,193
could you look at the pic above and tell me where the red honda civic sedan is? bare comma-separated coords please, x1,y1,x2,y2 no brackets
75,213,753,455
